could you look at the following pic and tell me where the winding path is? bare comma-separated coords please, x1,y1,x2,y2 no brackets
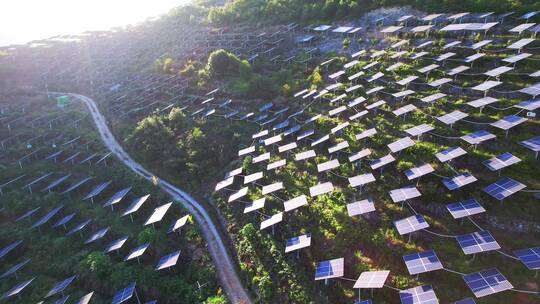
68,93,251,304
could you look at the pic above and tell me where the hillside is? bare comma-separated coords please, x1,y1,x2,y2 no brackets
1,1,540,304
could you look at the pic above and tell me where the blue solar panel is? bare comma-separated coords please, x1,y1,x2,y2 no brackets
314,258,344,280
452,298,476,304
399,285,438,304
0,259,30,279
514,247,540,270
53,295,70,304
53,213,76,228
0,240,22,258
463,268,513,298
483,177,526,200
446,199,485,219
442,173,477,190
46,275,76,297
32,205,63,229
112,282,136,304
456,231,500,255
2,277,35,299
394,215,429,235
403,250,443,275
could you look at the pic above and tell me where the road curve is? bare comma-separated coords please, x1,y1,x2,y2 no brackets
68,93,251,304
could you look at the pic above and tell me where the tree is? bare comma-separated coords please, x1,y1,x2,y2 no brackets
83,251,112,279
125,115,175,162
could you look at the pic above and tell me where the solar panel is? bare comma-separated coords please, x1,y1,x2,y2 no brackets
349,110,369,121
252,152,271,163
514,247,540,270
446,199,485,219
421,93,447,103
442,173,477,190
404,164,434,180
405,124,434,137
215,176,234,191
41,174,71,192
349,97,367,108
285,234,311,253
260,212,283,230
262,182,283,195
353,270,390,288
394,214,429,235
66,219,91,236
435,52,456,61
356,128,377,140
428,78,452,87
0,259,30,279
309,182,334,197
467,97,498,108
112,282,136,304
328,141,349,154
2,277,35,299
83,180,111,200
104,187,134,207
264,134,282,146
295,150,316,161
228,187,248,202
456,231,500,254
397,76,418,86
393,104,417,116
399,285,438,304
297,129,315,141
53,213,75,228
483,152,521,171
418,64,439,74
370,154,395,170
32,205,63,229
447,65,470,76
389,186,421,203
331,122,350,134
491,115,527,130
515,98,540,111
509,23,535,33
168,215,190,233
461,130,496,145
463,268,513,298
437,111,468,125
436,146,467,162
484,66,513,77
403,250,443,275
104,236,129,253
521,136,540,154
365,100,386,110
315,258,344,280
465,53,485,63
349,149,372,162
85,227,110,244
347,198,376,216
267,159,287,170
225,167,243,178
483,177,526,200
61,176,95,194
317,159,340,173
244,172,263,184
238,145,255,157
124,243,150,261
155,250,181,271
46,275,76,297
16,207,40,222
349,173,376,188
503,52,532,63
74,292,94,304
145,202,172,226
470,40,492,49
411,25,433,33
388,137,415,153
122,194,150,217
284,195,308,212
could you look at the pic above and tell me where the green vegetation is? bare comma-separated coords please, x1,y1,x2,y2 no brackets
205,0,540,25
0,93,224,303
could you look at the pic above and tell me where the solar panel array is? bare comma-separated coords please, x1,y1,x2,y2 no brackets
211,10,540,303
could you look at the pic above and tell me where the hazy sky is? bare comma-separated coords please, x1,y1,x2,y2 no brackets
0,0,190,46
